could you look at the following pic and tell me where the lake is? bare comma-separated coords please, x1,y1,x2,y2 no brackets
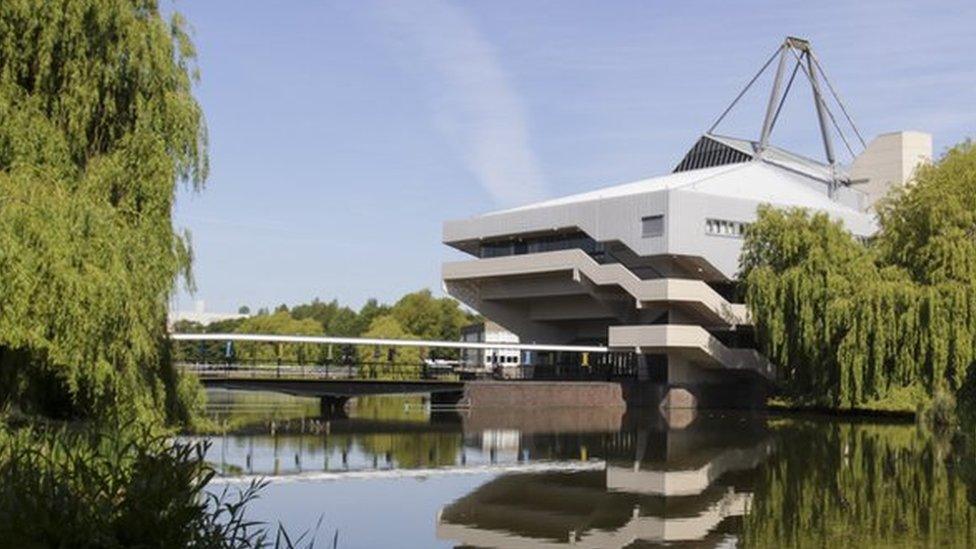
197,389,976,548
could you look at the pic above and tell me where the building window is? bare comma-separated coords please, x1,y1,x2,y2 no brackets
478,231,609,262
706,218,750,238
641,215,664,237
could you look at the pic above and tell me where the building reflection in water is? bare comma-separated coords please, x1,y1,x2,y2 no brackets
436,408,771,547
199,391,976,546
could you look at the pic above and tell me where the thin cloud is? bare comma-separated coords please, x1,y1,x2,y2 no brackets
368,0,549,207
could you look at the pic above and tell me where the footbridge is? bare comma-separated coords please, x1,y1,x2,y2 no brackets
173,332,619,413
172,331,774,411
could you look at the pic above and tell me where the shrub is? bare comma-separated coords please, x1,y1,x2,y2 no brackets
0,422,317,548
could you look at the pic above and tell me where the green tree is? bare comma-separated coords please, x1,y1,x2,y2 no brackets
357,315,422,379
876,142,976,287
741,142,976,410
329,306,361,337
355,298,391,335
291,297,358,335
391,289,476,359
233,312,323,365
171,317,248,364
392,289,471,341
0,0,207,424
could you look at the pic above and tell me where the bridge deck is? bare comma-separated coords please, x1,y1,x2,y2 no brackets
201,376,465,398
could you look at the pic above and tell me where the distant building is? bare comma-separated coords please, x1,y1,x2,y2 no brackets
168,300,248,329
459,321,521,372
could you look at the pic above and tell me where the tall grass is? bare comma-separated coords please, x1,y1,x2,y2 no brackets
0,421,322,548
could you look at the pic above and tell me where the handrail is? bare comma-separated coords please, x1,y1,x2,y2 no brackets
170,332,608,353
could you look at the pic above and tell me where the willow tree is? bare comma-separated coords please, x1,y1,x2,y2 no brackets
0,0,207,423
741,143,976,410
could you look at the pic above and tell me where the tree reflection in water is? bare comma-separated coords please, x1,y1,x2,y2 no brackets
435,414,976,547
742,420,976,548
201,390,976,546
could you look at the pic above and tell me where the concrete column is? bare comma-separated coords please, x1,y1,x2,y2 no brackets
636,354,649,381
319,396,350,419
430,390,465,408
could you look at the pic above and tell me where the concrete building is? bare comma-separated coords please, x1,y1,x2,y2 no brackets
851,130,932,209
441,38,931,408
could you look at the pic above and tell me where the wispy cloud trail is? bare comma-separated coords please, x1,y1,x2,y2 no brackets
369,0,549,207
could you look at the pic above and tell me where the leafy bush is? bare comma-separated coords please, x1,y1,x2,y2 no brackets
0,422,318,548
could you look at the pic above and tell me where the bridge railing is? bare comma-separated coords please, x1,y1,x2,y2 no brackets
170,332,638,382
177,355,639,382
178,360,465,382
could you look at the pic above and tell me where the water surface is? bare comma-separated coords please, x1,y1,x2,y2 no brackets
199,389,976,548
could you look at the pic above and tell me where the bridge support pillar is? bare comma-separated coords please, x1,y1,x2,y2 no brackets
319,396,350,419
430,390,464,408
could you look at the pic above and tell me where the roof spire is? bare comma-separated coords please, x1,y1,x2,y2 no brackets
707,36,866,192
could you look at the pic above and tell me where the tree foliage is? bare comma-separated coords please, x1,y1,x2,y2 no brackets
741,142,976,409
0,422,307,548
391,289,471,342
0,0,207,423
233,313,323,365
357,315,422,378
290,298,359,337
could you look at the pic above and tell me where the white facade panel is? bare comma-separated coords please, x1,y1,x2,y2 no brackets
444,160,876,280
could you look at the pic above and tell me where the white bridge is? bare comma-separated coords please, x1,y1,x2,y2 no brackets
170,332,609,353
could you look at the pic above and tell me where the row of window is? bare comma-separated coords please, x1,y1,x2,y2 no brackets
479,231,608,260
480,216,752,259
646,215,751,239
706,218,750,238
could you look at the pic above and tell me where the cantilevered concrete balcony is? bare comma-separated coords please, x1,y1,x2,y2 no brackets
606,440,774,497
437,491,752,548
608,325,775,380
442,249,749,328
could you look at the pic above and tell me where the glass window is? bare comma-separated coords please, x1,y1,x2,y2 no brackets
642,215,664,237
478,231,613,261
706,218,750,238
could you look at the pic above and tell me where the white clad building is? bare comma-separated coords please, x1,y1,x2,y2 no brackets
441,38,931,408
460,320,521,373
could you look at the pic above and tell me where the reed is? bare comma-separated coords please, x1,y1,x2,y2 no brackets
0,421,323,548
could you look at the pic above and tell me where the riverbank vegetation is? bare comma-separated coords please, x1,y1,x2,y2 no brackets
0,421,299,547
741,142,976,417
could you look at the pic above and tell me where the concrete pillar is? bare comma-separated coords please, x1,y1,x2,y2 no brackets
430,390,465,408
660,387,698,409
319,396,350,419
636,354,649,381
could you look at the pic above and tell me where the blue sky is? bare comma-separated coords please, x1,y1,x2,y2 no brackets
171,0,976,313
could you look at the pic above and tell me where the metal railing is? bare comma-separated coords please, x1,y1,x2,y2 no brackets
171,332,636,383
179,360,464,382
